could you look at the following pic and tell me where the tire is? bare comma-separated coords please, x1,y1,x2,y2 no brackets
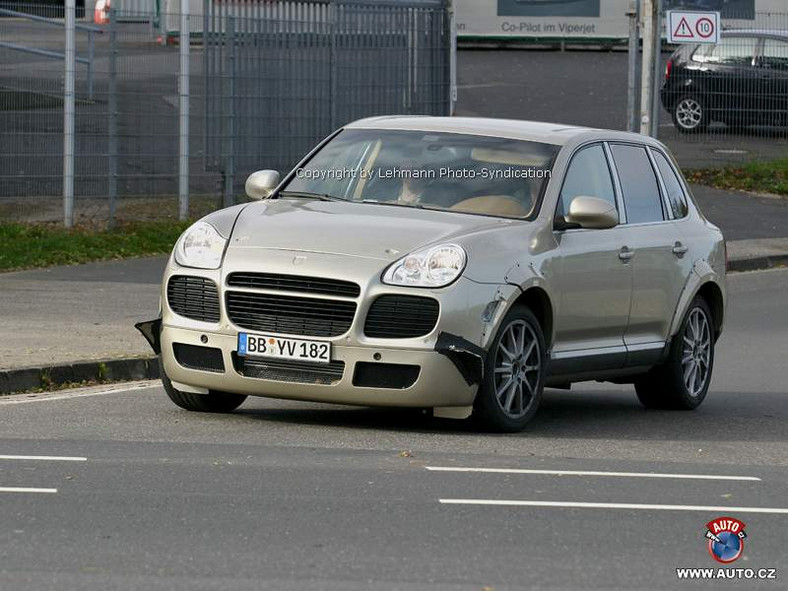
671,95,709,133
159,357,247,413
635,297,715,410
473,305,546,432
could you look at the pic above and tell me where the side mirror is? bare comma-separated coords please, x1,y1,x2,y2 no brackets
245,170,280,200
565,195,619,230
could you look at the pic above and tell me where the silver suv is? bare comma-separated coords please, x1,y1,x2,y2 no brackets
137,117,727,432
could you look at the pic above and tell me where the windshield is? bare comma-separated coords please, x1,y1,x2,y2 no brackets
281,129,559,219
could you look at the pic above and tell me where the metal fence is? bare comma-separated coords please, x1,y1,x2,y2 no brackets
0,0,453,226
656,10,788,168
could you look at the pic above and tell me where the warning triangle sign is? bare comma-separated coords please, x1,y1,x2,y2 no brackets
673,16,694,38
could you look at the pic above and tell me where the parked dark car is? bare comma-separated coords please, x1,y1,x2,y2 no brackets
660,30,788,133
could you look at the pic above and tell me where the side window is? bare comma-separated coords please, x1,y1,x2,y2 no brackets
610,144,664,224
762,39,788,71
652,150,688,219
695,37,757,66
557,144,616,219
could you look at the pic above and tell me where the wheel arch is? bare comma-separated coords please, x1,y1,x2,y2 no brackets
696,281,724,341
510,286,554,349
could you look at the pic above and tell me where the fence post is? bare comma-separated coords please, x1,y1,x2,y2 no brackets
626,0,639,132
650,0,663,138
223,16,236,208
87,30,95,101
179,0,190,220
329,1,337,130
202,0,209,173
63,0,76,228
108,7,118,227
448,0,457,116
639,0,657,136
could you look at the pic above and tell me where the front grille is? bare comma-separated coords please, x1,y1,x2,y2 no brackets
173,343,225,373
364,295,440,338
227,272,360,298
353,362,420,389
226,292,356,337
233,354,345,385
167,276,221,323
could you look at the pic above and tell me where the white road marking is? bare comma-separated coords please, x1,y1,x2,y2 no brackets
0,487,58,494
439,499,788,514
0,455,87,462
0,380,159,405
425,466,761,482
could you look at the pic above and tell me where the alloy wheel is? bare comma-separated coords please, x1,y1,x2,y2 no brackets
676,98,703,130
493,319,541,419
682,307,712,397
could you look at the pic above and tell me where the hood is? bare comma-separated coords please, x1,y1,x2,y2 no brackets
227,198,518,261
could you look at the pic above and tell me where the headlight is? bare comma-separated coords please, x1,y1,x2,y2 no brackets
174,221,228,269
382,244,466,288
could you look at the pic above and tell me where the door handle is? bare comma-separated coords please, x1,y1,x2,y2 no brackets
672,242,689,258
618,246,634,262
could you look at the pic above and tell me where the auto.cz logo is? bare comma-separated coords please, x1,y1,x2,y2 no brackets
705,516,747,563
676,567,778,581
675,516,779,582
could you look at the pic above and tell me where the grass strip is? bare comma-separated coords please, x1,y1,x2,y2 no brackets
0,221,191,272
685,159,788,197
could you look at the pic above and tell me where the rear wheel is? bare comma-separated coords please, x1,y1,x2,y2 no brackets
159,357,247,413
672,95,709,133
635,297,715,410
473,306,546,432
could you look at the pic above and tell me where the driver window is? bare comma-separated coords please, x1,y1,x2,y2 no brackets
557,144,617,219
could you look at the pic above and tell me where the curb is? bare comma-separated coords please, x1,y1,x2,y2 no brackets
728,254,788,273
0,356,160,396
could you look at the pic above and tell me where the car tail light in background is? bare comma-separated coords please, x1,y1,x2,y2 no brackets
665,59,673,81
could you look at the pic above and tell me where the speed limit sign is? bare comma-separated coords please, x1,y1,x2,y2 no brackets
667,11,720,44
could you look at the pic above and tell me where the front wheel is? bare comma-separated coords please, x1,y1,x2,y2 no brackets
635,297,715,410
159,357,247,413
473,306,546,432
672,95,709,133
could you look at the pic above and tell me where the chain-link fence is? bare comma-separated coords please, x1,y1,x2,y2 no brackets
657,10,788,168
0,0,453,226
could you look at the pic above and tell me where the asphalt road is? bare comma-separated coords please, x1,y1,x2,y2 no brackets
2,268,787,590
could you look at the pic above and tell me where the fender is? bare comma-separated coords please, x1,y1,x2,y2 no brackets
668,258,725,338
478,258,556,351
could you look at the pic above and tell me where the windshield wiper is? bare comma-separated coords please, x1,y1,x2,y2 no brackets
361,199,426,210
277,191,343,202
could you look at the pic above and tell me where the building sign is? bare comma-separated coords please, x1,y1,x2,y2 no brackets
454,0,766,40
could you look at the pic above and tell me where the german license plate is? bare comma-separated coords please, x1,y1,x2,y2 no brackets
237,333,331,364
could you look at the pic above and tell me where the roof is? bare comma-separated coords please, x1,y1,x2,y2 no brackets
345,116,650,147
721,29,788,39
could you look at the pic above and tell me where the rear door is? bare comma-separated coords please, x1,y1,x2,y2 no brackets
693,35,760,120
607,143,687,365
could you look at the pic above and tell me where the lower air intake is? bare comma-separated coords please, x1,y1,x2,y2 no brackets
233,354,345,385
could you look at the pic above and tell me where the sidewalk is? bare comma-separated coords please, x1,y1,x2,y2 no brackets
0,257,166,393
1,186,787,393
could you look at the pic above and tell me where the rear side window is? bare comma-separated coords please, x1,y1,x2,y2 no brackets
693,37,757,66
557,144,616,218
610,144,664,224
652,150,688,219
762,39,788,71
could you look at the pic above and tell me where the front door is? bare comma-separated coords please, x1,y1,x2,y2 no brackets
552,143,632,372
757,37,788,119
